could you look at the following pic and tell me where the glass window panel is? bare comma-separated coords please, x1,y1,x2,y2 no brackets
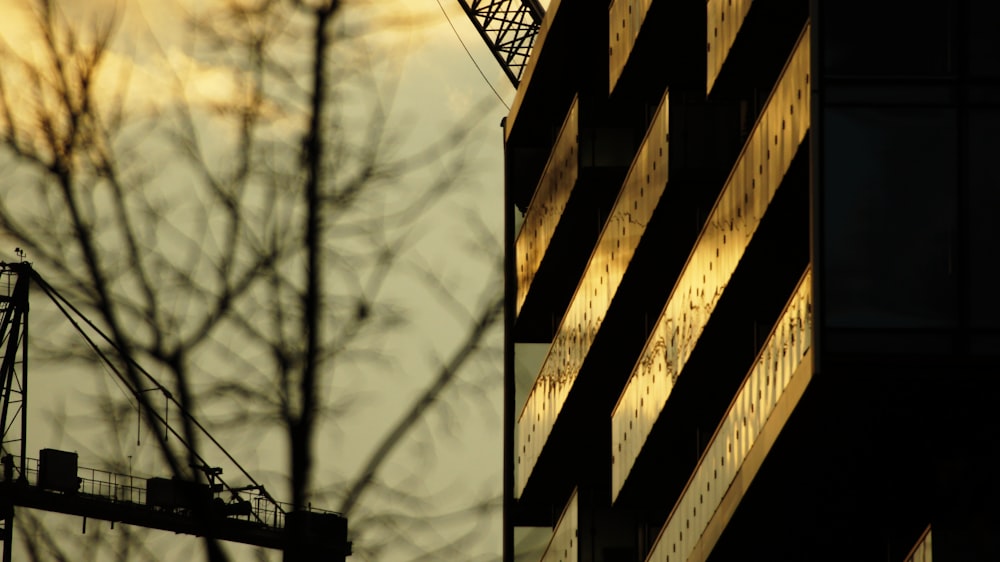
967,109,1000,329
969,4,1000,77
822,107,957,329
822,3,954,76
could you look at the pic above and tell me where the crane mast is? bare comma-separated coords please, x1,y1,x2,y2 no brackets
455,0,545,87
0,262,28,478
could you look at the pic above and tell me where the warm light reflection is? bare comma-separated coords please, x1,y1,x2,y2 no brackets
706,0,753,93
516,91,669,496
645,268,812,562
610,25,811,500
608,0,654,91
538,488,578,562
0,0,484,133
515,97,579,316
0,0,270,129
904,526,933,562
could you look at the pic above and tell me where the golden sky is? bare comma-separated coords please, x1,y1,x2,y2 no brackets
0,0,516,125
0,0,515,560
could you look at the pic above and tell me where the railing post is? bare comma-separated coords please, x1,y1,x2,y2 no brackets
1,455,12,482
2,514,13,562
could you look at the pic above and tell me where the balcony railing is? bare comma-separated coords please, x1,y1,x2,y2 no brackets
516,96,579,317
904,526,933,562
644,267,812,562
538,489,579,562
609,0,655,91
610,24,811,500
516,90,670,496
706,0,754,93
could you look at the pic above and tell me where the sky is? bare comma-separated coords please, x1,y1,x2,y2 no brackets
0,0,525,559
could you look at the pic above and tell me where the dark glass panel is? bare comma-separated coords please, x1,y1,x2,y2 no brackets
967,109,1000,329
822,3,954,77
823,107,957,329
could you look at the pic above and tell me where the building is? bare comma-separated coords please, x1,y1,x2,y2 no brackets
502,1,1000,560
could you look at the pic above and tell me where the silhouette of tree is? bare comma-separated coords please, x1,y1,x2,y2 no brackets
0,0,503,559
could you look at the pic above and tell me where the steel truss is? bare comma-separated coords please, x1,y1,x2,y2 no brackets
456,0,545,87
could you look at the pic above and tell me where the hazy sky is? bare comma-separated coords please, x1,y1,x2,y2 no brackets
0,0,520,559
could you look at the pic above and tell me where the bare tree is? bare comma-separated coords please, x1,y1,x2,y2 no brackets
0,0,503,560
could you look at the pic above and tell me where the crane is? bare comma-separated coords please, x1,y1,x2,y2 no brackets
455,0,545,87
0,261,350,562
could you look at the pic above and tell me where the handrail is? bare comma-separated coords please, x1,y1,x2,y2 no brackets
0,454,341,531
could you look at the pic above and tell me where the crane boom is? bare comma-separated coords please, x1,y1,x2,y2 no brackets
455,0,545,87
0,262,350,561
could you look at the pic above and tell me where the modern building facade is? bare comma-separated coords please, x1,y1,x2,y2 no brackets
502,1,1000,560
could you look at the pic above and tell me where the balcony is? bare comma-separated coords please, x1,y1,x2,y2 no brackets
527,487,639,562
506,0,565,147
610,25,811,501
608,0,654,90
705,0,808,98
644,268,813,562
513,99,636,341
516,97,580,318
706,0,753,94
516,90,670,498
537,490,579,562
506,0,610,161
904,526,932,562
607,0,704,99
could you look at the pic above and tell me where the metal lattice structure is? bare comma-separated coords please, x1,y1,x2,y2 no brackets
0,261,350,562
456,0,545,87
0,262,29,476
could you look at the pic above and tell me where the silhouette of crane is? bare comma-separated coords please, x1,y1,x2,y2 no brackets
0,261,350,562
455,0,545,86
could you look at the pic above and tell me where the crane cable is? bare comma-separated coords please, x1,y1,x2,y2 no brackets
433,0,511,110
31,271,283,516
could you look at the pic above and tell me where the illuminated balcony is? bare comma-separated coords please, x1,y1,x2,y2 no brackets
905,527,933,562
705,0,807,98
515,97,580,318
516,90,670,498
643,269,812,562
706,0,752,94
506,0,610,163
527,488,639,562
610,25,811,501
537,490,578,562
607,0,704,98
608,0,654,90
506,0,565,148
513,98,636,341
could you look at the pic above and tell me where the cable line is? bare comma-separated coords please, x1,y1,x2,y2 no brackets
433,0,511,110
31,271,284,514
